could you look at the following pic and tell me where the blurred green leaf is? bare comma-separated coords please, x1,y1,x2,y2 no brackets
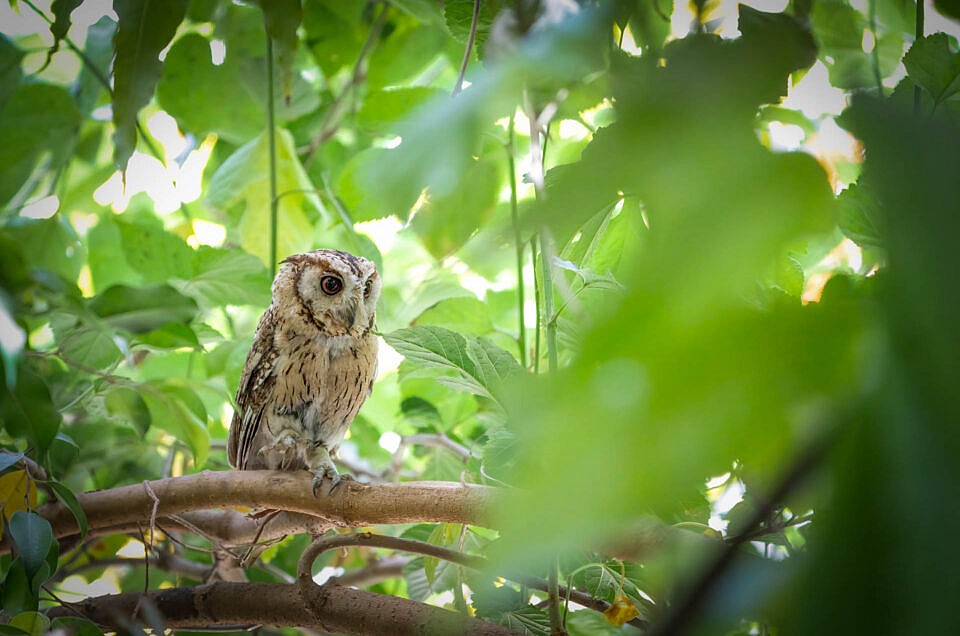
208,129,324,266
111,0,188,170
0,83,80,208
837,182,883,250
358,87,445,135
0,365,61,455
174,246,271,309
412,156,502,258
58,325,122,371
104,386,152,436
74,16,116,115
903,33,960,105
114,214,193,283
88,284,198,333
337,148,422,222
142,381,210,467
0,34,24,112
157,32,261,144
255,0,302,100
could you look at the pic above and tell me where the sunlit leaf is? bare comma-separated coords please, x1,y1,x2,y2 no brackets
207,129,324,267
903,34,960,105
111,0,188,170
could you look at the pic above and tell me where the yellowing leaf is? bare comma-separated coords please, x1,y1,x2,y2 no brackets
0,470,39,533
603,594,640,626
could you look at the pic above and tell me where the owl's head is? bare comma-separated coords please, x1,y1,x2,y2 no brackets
274,249,381,337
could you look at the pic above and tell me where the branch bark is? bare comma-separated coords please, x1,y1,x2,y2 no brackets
46,581,519,635
2,471,498,554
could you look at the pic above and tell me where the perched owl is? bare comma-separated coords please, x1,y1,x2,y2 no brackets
228,249,380,493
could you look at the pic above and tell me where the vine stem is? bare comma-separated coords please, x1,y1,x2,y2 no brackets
453,0,481,96
913,0,924,113
265,31,279,279
507,116,527,368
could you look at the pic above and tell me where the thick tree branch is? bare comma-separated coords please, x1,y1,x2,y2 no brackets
1,471,497,554
45,581,519,635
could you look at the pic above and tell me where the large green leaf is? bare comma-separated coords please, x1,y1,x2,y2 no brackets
111,0,188,170
173,246,271,309
88,284,198,333
156,32,261,144
411,156,503,258
385,326,521,409
0,83,80,207
0,34,24,112
207,129,326,266
903,34,960,106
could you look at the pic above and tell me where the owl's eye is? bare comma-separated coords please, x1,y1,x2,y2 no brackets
363,278,374,298
320,275,343,295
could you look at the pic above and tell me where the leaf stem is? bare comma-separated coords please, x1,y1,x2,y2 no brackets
265,32,279,279
507,117,527,368
453,0,481,96
868,0,884,96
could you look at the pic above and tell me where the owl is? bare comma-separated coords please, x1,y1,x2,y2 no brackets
228,249,381,493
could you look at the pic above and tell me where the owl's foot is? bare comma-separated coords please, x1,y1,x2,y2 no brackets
308,444,351,496
258,432,301,470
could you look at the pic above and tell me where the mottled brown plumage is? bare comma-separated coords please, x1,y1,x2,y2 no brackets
228,249,380,492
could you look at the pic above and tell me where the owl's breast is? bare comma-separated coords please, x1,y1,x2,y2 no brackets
270,332,377,446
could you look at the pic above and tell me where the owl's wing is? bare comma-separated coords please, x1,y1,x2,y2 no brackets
228,305,278,469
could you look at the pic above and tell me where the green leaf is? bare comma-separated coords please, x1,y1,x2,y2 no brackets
411,156,502,258
104,386,152,436
207,129,324,266
903,34,960,105
0,560,34,616
0,451,24,474
385,326,521,408
7,512,55,585
2,216,85,283
44,0,84,70
0,365,61,454
336,148,422,222
174,246,271,309
58,326,122,371
48,617,102,636
302,0,365,76
88,284,199,334
0,83,80,207
414,297,495,337
255,0,302,101
114,214,194,283
156,32,261,144
357,87,445,135
367,22,447,89
141,381,210,467
74,16,116,115
0,34,24,112
838,182,883,250
936,0,960,21
111,0,188,170
48,481,88,538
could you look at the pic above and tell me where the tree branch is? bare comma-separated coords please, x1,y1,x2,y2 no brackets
2,471,497,554
45,581,519,634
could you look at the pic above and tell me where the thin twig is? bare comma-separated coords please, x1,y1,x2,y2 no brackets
453,0,481,96
507,116,527,368
647,430,839,636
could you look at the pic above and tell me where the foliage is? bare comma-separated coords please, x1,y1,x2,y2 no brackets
1,0,959,633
